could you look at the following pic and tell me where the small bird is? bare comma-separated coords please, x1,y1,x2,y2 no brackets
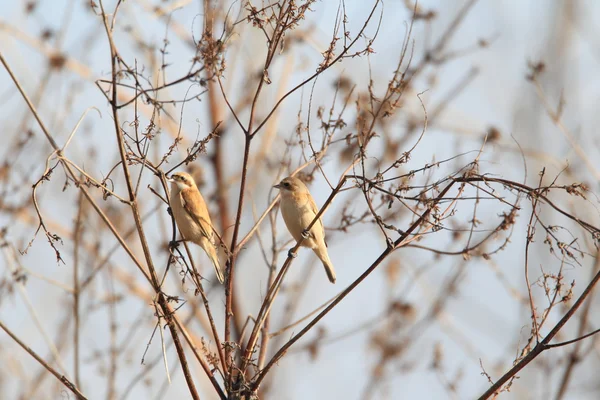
274,176,336,283
168,171,225,283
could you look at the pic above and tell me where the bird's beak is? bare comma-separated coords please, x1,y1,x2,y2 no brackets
273,183,281,189
166,176,175,183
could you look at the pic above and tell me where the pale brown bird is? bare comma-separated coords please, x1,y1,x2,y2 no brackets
168,171,224,283
274,176,336,283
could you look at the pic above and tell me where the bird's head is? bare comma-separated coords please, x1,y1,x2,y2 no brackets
274,176,308,196
168,171,196,191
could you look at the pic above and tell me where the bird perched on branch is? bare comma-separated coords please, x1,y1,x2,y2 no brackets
168,171,225,283
274,176,336,283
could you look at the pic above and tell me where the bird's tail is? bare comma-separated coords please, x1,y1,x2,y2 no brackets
202,238,225,283
314,246,336,283
322,259,337,284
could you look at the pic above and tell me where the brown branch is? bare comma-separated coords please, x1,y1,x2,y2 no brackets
97,1,201,397
224,0,295,384
256,211,280,372
554,253,600,400
477,255,600,399
0,319,88,400
73,190,84,388
249,0,383,138
240,176,349,376
252,177,457,390
0,52,153,285
182,241,227,376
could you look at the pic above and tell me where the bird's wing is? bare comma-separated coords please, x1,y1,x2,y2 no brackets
307,194,327,246
180,188,214,240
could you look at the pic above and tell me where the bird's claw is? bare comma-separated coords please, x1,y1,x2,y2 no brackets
169,240,180,249
288,249,298,258
301,230,310,239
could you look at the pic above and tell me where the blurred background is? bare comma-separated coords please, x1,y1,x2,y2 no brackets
2,0,600,399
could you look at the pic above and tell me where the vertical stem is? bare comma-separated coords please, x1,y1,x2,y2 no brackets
73,190,84,389
203,0,231,236
225,135,252,378
257,216,279,372
224,2,288,383
208,91,229,233
98,2,201,398
106,264,118,400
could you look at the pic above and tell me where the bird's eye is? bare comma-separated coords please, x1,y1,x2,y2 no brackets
284,182,290,187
